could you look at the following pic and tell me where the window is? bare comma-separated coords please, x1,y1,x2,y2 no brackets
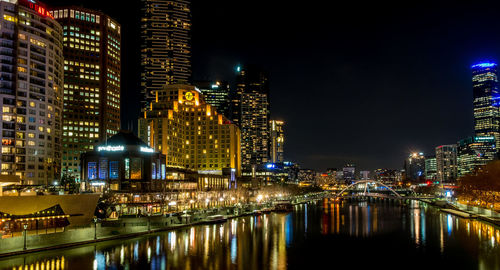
130,158,141,179
124,158,130,179
88,162,97,180
109,161,119,179
99,159,108,179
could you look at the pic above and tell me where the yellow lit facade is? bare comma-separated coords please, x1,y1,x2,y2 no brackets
138,85,241,176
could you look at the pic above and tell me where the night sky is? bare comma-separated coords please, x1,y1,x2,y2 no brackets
44,0,500,171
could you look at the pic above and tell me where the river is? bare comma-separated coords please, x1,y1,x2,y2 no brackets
1,199,500,270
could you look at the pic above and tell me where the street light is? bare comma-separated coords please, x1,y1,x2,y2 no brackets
93,216,98,240
23,223,28,251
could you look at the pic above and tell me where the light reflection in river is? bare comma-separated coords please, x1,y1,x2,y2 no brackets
2,200,500,270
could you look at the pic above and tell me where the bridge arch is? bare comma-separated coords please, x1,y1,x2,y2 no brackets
333,180,402,198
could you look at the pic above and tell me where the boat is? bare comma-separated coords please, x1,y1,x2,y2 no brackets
274,201,294,212
261,207,273,213
253,210,262,216
205,214,227,223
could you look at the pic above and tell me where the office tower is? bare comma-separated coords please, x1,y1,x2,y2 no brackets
140,0,191,103
228,66,242,126
360,171,370,180
238,66,270,170
270,120,284,163
404,152,425,182
138,84,241,175
472,62,500,149
0,0,64,185
343,164,356,183
52,7,121,181
457,136,496,177
194,80,230,119
424,156,437,181
435,145,457,183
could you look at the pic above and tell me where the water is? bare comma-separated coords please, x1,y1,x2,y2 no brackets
2,199,500,270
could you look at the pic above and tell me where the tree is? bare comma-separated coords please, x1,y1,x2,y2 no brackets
457,161,500,206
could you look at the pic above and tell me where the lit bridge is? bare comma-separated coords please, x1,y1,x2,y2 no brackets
328,180,437,201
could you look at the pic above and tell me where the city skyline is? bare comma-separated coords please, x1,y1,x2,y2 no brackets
43,0,500,171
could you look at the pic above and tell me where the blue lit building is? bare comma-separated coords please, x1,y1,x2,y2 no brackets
472,62,500,151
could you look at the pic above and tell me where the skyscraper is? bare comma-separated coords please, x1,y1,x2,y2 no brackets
194,80,230,119
0,0,64,185
424,156,437,181
404,152,425,182
52,7,121,181
472,62,500,150
140,0,191,103
435,145,457,183
238,66,270,170
457,136,496,177
270,120,284,163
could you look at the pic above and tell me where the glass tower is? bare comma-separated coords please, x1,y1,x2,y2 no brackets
472,62,500,150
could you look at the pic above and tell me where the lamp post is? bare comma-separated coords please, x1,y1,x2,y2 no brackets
93,216,98,240
147,212,151,232
23,223,28,250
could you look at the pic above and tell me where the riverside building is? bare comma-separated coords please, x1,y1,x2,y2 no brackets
435,144,457,183
138,84,241,178
457,136,497,177
0,0,64,185
270,120,284,163
51,7,121,181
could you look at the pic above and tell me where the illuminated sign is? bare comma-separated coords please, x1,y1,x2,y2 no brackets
185,92,194,101
140,146,154,153
19,0,54,19
97,145,124,152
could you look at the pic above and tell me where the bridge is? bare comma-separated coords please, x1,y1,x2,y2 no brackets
328,180,437,201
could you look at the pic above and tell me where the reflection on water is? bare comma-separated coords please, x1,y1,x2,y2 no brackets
2,199,500,270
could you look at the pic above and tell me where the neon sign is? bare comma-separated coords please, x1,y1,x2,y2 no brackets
140,146,154,153
472,63,497,69
19,0,54,19
97,145,124,152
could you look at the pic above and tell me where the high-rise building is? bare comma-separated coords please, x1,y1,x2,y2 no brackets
424,156,437,181
52,7,121,181
228,66,242,126
359,171,370,180
404,152,425,182
0,0,64,185
194,80,230,119
140,0,191,103
138,84,241,175
472,62,500,150
269,120,284,163
238,66,270,170
457,136,496,178
343,163,356,183
435,144,457,183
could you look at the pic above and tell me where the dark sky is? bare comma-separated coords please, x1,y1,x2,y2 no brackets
44,0,500,171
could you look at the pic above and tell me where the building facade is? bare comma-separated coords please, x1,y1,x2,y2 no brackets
404,152,425,182
140,0,191,103
472,62,500,151
238,66,270,171
0,0,64,185
435,144,457,183
457,136,496,178
270,120,284,163
343,164,356,183
138,84,241,176
52,7,121,181
194,80,230,119
424,156,437,181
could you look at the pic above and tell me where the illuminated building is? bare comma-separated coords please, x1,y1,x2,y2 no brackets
360,171,370,180
343,164,356,183
140,0,191,103
0,0,64,185
52,7,121,181
373,169,401,184
472,62,500,150
270,120,284,163
424,156,437,181
81,131,166,192
138,84,241,178
404,152,425,182
238,66,270,170
194,80,230,119
457,136,496,177
435,144,457,183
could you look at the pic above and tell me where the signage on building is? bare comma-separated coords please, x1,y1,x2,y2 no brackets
19,0,54,19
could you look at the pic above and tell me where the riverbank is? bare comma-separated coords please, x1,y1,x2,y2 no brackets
418,199,500,226
0,192,326,258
